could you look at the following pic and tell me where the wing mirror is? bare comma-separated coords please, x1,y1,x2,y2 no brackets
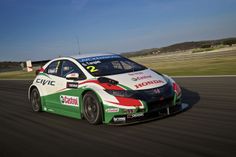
66,73,79,80
36,68,44,76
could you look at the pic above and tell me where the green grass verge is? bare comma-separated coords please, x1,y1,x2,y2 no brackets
132,51,236,76
0,70,35,79
1,50,236,79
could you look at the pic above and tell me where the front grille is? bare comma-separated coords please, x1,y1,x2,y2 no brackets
143,84,171,96
130,83,173,101
147,96,174,112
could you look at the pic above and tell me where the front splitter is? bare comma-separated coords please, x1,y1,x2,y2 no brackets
108,103,190,126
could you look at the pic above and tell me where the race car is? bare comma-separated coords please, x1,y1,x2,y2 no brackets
28,53,188,125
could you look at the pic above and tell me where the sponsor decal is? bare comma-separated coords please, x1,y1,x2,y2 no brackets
128,72,144,76
67,82,78,88
131,75,152,81
131,78,138,81
105,108,119,113
36,79,55,86
131,112,144,118
78,55,121,63
113,117,126,122
127,112,144,119
135,80,164,89
81,60,101,66
60,95,79,107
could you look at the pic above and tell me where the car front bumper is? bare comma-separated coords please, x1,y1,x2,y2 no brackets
108,103,190,125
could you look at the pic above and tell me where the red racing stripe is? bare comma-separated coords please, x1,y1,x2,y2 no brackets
80,79,142,107
106,97,142,107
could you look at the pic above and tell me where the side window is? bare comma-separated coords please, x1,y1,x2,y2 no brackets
60,60,86,80
45,60,61,76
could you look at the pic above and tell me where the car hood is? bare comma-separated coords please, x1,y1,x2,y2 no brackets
105,69,167,90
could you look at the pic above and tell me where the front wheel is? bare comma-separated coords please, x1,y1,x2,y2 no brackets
83,91,102,125
30,88,42,112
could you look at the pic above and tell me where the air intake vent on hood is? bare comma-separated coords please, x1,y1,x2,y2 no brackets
98,77,119,85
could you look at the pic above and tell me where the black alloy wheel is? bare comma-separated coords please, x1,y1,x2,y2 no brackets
30,88,42,112
83,91,102,124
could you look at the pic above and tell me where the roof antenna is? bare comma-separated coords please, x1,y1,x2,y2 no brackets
75,35,81,55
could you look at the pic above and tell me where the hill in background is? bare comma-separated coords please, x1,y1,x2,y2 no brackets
122,37,236,57
0,37,236,72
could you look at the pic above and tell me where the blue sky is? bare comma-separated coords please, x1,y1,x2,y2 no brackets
0,0,236,61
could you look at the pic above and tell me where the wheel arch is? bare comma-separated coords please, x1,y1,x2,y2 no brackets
80,88,105,122
28,84,43,101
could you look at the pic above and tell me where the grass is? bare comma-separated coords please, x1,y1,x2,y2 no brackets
192,45,226,53
1,50,236,79
0,70,35,79
132,50,236,76
192,47,215,53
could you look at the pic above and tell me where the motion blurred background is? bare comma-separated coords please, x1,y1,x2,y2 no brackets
0,0,236,78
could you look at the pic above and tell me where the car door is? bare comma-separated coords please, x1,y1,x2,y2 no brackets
43,60,66,112
54,59,87,115
43,59,87,115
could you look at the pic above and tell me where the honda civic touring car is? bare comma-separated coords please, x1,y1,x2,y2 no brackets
28,53,188,125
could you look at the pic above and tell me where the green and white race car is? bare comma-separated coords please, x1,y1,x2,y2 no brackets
28,54,188,125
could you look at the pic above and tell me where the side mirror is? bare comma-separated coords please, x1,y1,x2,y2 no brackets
66,73,79,80
36,68,44,76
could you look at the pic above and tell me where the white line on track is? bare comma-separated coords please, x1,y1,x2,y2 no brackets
172,75,236,78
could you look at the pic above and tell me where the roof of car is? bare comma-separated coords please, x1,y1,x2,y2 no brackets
70,53,119,60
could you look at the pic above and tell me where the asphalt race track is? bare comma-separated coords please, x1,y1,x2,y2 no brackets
0,77,235,157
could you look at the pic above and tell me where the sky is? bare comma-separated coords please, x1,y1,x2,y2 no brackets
0,0,236,61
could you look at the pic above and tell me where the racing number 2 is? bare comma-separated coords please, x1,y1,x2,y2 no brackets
86,66,98,73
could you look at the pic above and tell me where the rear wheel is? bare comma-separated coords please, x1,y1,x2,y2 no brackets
83,91,102,124
30,88,42,112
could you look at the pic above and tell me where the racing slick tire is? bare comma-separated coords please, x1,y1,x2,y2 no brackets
83,91,103,125
30,88,42,112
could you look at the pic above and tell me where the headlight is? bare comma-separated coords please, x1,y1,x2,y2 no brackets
105,90,136,97
172,82,181,96
162,75,181,96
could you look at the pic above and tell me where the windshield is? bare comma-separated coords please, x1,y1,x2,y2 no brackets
77,55,147,76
